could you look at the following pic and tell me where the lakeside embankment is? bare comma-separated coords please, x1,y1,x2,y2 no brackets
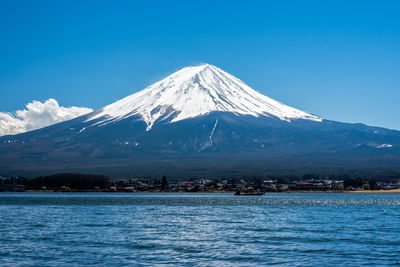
349,188,400,193
4,189,400,193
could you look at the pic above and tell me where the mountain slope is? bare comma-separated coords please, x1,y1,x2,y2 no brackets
0,64,399,178
87,64,321,130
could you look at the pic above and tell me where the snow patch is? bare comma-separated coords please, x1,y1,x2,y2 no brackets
209,119,219,142
377,144,393,148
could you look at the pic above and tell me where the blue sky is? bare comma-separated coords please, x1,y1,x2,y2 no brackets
1,0,399,129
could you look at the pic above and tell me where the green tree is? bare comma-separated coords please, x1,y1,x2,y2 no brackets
369,180,379,190
363,184,370,190
161,176,168,191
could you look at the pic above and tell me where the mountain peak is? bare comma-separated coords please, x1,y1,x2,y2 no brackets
87,64,321,130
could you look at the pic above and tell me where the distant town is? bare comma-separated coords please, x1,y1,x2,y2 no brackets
1,173,400,193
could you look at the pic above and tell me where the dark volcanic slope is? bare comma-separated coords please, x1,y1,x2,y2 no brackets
1,111,399,178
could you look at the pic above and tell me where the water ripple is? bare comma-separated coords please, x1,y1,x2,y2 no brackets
0,192,400,266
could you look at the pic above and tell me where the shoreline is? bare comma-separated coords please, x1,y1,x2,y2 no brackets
2,189,400,193
345,189,400,193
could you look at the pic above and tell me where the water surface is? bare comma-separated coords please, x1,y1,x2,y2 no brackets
1,193,400,266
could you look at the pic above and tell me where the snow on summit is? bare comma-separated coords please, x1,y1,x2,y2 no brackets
87,64,321,130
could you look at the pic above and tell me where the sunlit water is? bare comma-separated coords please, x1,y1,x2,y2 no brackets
1,193,400,266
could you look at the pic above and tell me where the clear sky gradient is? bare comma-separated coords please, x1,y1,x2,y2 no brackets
1,0,399,129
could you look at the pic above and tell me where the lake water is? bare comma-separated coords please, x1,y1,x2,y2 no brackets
1,193,400,266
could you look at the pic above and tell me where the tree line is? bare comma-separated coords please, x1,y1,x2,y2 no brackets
2,173,109,190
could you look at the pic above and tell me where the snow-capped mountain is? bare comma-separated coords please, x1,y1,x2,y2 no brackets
87,64,321,130
0,64,399,178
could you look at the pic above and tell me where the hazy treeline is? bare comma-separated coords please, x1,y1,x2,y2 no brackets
2,173,110,190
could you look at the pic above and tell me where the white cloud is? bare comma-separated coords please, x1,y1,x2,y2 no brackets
0,99,93,136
